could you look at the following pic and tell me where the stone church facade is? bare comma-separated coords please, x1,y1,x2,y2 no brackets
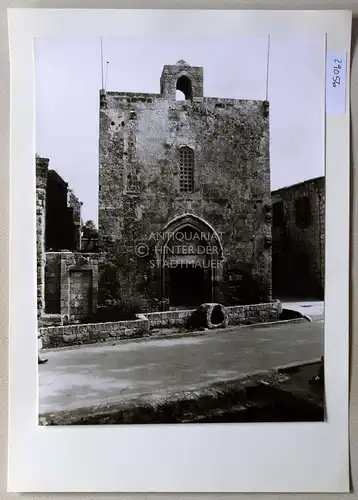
99,60,272,308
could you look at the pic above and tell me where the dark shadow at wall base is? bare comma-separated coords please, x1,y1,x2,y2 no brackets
39,389,324,425
279,308,307,320
272,294,324,302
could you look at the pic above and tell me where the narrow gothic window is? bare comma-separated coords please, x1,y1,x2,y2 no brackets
127,172,140,192
179,147,194,193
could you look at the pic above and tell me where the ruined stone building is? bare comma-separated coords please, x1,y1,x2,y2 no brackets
46,169,82,251
36,156,98,326
99,60,272,308
81,221,99,253
271,176,325,299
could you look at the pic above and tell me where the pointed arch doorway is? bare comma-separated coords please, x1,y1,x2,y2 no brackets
156,214,224,308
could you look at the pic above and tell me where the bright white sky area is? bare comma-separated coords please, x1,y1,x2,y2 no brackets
34,35,325,225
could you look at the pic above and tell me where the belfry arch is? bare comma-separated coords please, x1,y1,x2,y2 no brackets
156,214,224,307
176,75,193,100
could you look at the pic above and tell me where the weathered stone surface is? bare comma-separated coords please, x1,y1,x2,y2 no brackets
46,169,82,252
67,188,82,250
187,303,229,329
39,317,150,348
98,62,271,307
36,156,49,318
226,301,282,326
63,334,76,343
36,155,98,328
44,251,99,324
272,177,324,299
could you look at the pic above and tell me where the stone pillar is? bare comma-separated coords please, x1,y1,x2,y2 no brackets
36,156,49,318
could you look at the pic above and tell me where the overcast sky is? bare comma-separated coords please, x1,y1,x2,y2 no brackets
34,35,325,224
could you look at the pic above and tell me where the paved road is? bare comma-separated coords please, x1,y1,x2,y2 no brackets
281,301,324,322
39,319,324,414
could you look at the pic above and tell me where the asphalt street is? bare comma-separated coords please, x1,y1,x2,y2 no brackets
39,312,324,414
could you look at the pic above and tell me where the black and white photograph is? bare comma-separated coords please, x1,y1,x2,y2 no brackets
35,34,326,425
7,8,352,493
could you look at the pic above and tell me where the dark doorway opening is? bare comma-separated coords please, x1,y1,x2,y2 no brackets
169,265,211,307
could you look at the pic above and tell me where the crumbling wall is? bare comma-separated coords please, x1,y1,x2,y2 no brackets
68,189,82,250
44,252,61,314
272,177,325,299
37,155,97,326
36,156,49,318
44,252,99,324
46,170,82,251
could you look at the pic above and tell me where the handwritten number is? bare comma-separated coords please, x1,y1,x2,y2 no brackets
327,54,346,113
331,58,344,88
333,75,341,87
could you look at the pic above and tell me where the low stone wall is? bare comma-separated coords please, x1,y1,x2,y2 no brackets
144,302,281,329
40,318,149,349
145,310,194,328
226,301,282,326
39,301,282,348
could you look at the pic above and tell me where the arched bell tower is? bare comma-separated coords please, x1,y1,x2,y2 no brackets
160,60,204,100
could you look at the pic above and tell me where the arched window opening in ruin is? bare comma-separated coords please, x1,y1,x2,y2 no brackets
179,147,194,193
176,75,193,100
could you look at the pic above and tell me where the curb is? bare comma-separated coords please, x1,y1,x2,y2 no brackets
242,317,308,328
41,329,207,353
302,314,313,322
275,358,322,373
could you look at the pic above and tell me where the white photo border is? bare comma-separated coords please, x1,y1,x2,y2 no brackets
7,8,351,493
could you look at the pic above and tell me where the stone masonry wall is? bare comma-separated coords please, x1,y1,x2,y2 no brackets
68,188,82,251
44,252,61,314
36,156,49,318
69,269,93,322
39,301,281,348
36,155,94,326
272,177,325,299
40,318,149,348
44,251,99,324
46,170,82,252
146,301,282,328
99,82,271,305
226,301,282,325
160,61,204,98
